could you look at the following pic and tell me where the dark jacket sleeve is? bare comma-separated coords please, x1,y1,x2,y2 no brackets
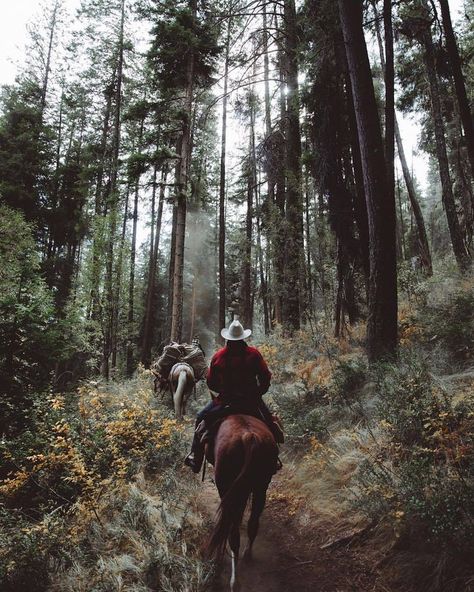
255,351,272,397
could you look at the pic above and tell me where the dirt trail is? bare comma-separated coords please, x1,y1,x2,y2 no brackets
200,467,386,592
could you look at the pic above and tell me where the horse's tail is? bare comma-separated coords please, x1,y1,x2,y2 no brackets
207,432,258,559
173,370,187,419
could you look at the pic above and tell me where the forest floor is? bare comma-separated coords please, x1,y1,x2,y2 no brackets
198,464,389,592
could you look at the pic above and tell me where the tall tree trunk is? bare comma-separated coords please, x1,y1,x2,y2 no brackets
256,180,270,335
340,33,370,284
384,0,396,256
450,103,474,245
141,165,167,366
167,191,178,338
263,2,275,206
189,276,197,341
218,20,230,340
126,117,145,376
421,23,471,271
372,3,432,274
439,0,474,179
241,93,256,330
102,0,125,378
397,171,407,259
40,0,60,120
282,0,304,332
46,92,63,262
304,167,314,313
334,240,345,338
338,0,398,361
257,2,275,335
395,121,432,273
140,164,157,366
170,0,196,342
126,182,139,375
111,181,131,370
88,68,116,321
273,15,286,326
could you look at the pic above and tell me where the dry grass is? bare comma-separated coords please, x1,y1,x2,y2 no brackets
293,427,377,530
0,368,213,592
49,473,212,592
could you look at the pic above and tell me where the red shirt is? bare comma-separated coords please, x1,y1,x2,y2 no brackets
206,343,271,403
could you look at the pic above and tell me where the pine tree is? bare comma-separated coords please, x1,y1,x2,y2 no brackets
338,0,398,360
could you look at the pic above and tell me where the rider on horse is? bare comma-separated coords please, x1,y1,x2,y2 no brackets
184,318,279,473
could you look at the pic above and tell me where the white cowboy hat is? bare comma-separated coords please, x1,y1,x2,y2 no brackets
221,318,252,341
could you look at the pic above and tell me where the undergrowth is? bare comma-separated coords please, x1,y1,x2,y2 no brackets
0,369,211,592
263,274,474,591
2,272,473,592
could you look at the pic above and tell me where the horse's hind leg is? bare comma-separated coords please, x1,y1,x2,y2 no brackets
243,487,267,560
229,520,241,592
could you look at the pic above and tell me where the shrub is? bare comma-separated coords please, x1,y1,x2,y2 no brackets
271,384,328,443
0,371,195,591
354,356,474,589
423,286,474,367
330,356,368,405
397,260,428,304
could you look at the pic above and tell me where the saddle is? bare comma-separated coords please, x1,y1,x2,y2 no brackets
195,413,283,473
195,408,284,451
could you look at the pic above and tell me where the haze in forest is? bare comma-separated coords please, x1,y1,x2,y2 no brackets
1,0,474,591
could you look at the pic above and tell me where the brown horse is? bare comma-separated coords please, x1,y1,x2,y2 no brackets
207,414,278,592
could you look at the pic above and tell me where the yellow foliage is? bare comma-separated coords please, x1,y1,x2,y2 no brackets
0,376,185,551
398,302,424,346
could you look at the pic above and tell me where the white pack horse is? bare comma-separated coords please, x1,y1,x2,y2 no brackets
168,362,196,420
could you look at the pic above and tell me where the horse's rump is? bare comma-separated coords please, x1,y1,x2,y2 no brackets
169,362,195,419
207,415,277,559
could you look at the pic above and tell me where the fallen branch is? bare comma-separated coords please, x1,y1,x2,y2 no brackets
320,521,376,550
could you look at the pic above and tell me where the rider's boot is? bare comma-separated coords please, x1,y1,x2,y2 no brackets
184,431,205,474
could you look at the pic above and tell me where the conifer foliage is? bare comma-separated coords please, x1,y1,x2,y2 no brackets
0,0,473,413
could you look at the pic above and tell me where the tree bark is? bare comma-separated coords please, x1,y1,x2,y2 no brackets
126,183,140,375
304,167,314,312
421,23,471,271
218,20,230,340
384,0,396,256
102,0,125,378
241,92,256,330
256,179,270,335
88,66,116,322
282,0,304,332
273,16,287,326
439,0,474,179
395,120,432,273
372,3,432,274
338,0,398,361
40,0,60,120
340,34,370,284
263,2,275,207
170,0,196,342
141,165,167,366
